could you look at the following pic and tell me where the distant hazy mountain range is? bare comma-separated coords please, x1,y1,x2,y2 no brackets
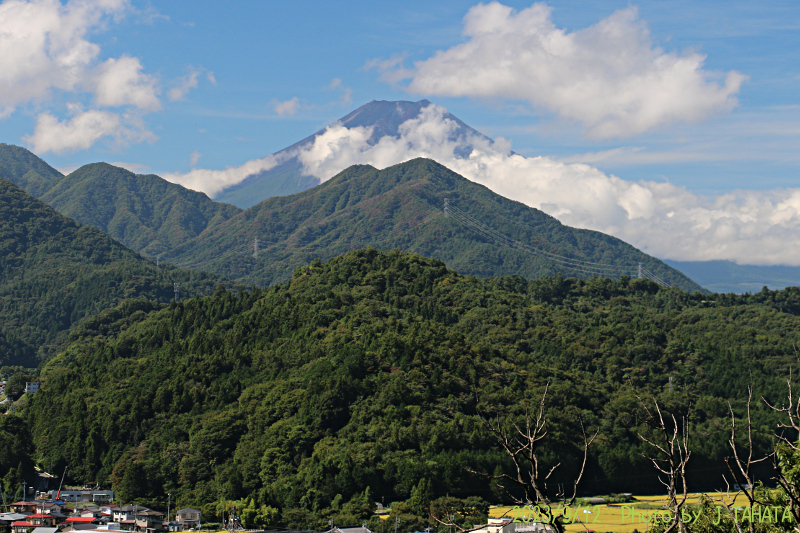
664,260,800,294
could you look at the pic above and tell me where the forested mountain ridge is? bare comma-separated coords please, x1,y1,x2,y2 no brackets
169,158,703,291
0,178,232,365
0,145,702,291
0,143,63,197
39,163,242,259
23,248,800,528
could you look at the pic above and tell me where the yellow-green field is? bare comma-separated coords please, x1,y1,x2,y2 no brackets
490,493,760,533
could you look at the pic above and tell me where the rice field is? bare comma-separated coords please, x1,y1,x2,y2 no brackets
489,492,764,533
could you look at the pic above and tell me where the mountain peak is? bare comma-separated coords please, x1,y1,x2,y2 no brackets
214,99,488,208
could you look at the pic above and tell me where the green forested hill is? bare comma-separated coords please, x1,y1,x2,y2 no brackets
0,143,63,197
24,249,800,527
0,147,703,291
0,178,232,365
39,163,242,259
169,158,702,291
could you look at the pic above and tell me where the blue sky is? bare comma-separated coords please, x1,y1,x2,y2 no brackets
2,0,800,264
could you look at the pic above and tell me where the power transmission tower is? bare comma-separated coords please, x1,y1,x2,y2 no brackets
156,255,160,268
443,198,449,218
253,237,259,259
638,263,643,279
173,283,180,302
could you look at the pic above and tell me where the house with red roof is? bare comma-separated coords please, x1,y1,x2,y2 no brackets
12,519,37,533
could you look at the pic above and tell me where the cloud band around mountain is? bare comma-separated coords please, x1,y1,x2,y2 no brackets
170,103,800,266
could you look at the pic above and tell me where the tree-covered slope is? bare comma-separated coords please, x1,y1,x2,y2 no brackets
0,178,232,365
24,249,800,525
40,163,242,259
0,143,63,197
171,158,702,292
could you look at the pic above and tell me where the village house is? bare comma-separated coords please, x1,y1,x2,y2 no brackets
11,519,37,533
174,509,200,530
25,513,57,527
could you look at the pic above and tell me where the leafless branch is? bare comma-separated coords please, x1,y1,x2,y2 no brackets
462,383,595,533
633,390,691,533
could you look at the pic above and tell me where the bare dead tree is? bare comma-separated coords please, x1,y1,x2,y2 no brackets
718,386,771,533
634,392,691,533
763,372,800,529
433,383,598,533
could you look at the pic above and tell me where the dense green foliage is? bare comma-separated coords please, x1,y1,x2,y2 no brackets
22,249,800,528
170,158,702,291
0,178,233,365
0,415,36,498
0,143,63,197
40,163,242,259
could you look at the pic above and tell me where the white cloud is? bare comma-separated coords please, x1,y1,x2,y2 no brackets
383,2,746,139
168,69,201,101
0,0,125,108
0,0,168,151
23,108,156,154
206,71,217,86
274,97,301,117
93,55,160,110
162,153,289,198
189,150,201,167
363,53,412,85
288,103,800,266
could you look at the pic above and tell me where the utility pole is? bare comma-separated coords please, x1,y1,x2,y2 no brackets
443,198,449,218
395,516,401,533
669,376,673,393
173,283,180,302
253,237,259,259
167,493,171,526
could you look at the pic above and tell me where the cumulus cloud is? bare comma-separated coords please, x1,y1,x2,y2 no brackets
0,0,120,107
162,153,290,198
0,0,168,151
274,97,301,117
287,104,800,265
189,150,201,167
23,108,156,153
379,2,747,139
94,55,160,109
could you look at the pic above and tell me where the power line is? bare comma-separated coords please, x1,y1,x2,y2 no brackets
444,201,670,286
